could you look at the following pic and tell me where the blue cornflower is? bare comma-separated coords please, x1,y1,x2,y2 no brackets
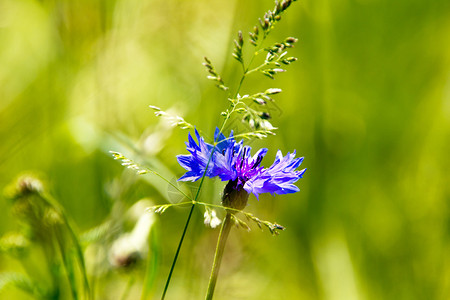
177,128,306,209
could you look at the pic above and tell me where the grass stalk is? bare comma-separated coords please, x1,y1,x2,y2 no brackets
161,203,195,300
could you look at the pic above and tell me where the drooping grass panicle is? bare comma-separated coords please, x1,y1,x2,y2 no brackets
203,57,229,91
243,212,286,236
218,129,276,142
255,36,299,79
148,199,283,234
109,151,193,202
149,105,195,130
232,31,245,67
258,0,297,38
147,203,185,215
110,151,151,175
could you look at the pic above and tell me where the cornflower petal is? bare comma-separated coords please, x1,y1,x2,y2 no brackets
177,128,306,201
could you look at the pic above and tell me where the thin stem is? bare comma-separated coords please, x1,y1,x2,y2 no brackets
234,75,247,98
161,204,195,300
194,201,241,214
205,212,233,300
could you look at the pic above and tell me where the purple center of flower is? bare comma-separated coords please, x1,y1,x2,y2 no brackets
233,147,264,189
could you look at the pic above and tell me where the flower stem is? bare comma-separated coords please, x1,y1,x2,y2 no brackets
205,212,233,300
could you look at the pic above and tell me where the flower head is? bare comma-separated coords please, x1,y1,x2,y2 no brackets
177,128,306,208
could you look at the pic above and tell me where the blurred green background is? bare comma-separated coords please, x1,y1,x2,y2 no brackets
1,0,449,299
